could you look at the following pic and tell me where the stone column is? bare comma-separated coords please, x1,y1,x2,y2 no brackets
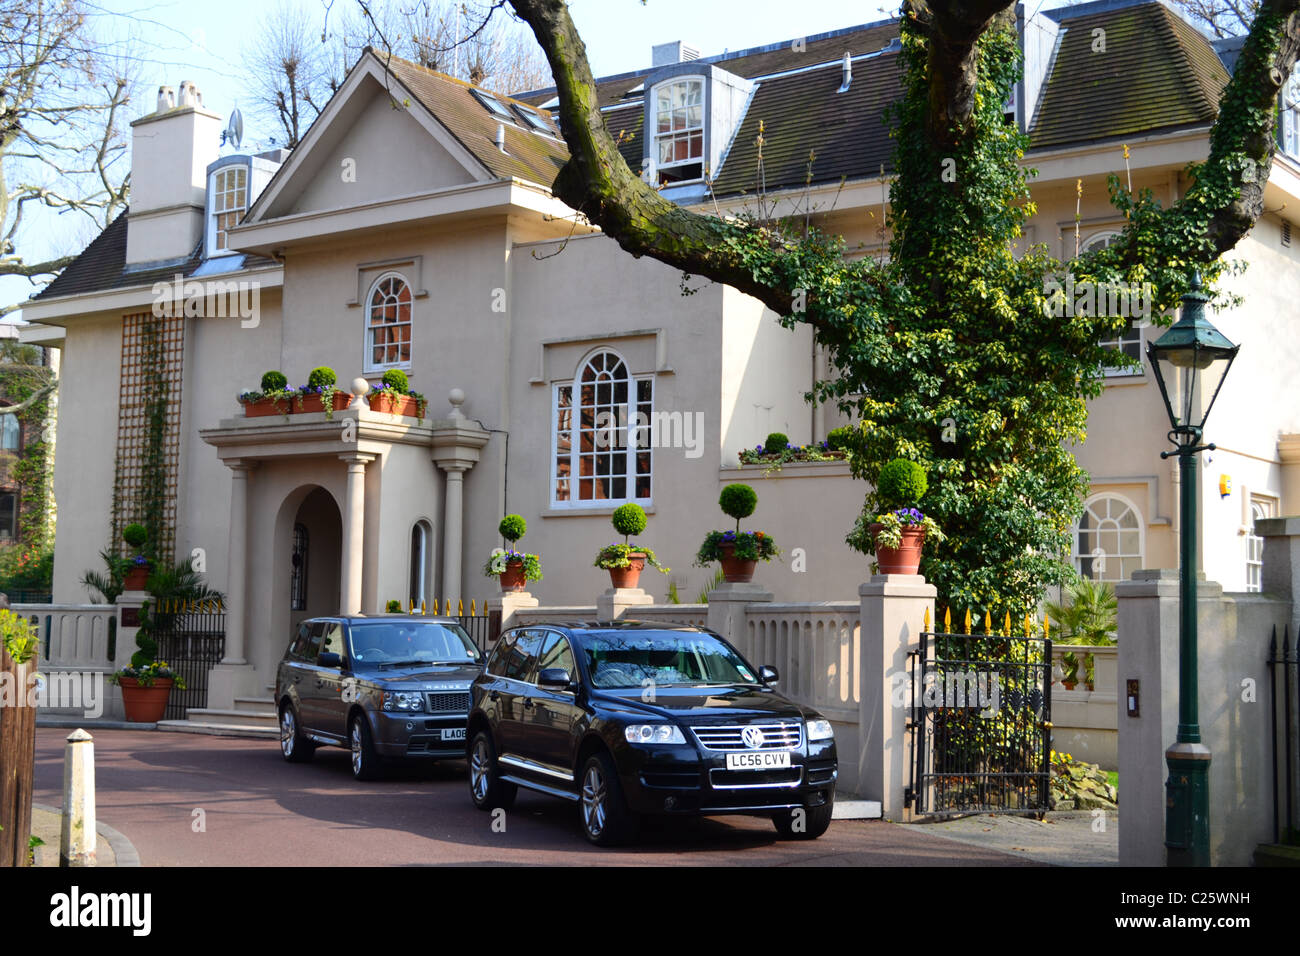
430,390,490,614
705,581,772,649
221,459,253,664
339,453,374,615
210,458,258,711
596,585,656,623
487,589,540,635
859,573,935,821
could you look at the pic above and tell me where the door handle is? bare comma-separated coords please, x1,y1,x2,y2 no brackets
292,675,300,683
315,680,325,688
522,697,534,709
489,691,500,702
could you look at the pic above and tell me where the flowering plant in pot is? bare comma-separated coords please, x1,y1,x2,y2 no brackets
121,523,150,590
239,370,298,418
695,483,779,584
594,504,668,589
109,660,188,723
295,366,350,419
368,369,429,422
846,459,944,574
483,514,543,592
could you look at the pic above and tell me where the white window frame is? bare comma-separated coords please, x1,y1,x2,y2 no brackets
550,348,654,509
0,412,19,452
207,163,248,257
1082,231,1145,377
1072,492,1144,584
650,76,705,185
1246,496,1277,592
363,271,413,374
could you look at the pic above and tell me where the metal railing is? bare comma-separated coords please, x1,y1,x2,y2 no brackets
1269,624,1299,845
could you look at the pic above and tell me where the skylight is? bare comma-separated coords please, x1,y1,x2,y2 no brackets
472,89,514,119
515,104,552,132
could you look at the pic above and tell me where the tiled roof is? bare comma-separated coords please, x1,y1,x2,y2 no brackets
382,55,571,184
31,211,277,302
1029,2,1230,149
710,51,902,195
516,21,901,109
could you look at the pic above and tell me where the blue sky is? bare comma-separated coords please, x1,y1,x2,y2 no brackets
5,0,1082,320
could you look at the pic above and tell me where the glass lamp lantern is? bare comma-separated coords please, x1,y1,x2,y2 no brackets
1145,274,1239,447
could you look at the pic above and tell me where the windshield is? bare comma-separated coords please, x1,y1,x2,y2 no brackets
348,621,480,666
582,631,757,689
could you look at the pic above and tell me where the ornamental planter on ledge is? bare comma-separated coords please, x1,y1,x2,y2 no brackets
607,552,647,589
295,391,352,414
869,523,927,575
717,542,756,583
368,392,419,417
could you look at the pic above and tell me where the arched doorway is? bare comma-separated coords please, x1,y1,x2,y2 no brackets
290,487,342,631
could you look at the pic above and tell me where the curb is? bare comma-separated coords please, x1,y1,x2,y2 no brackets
32,802,142,867
36,718,157,731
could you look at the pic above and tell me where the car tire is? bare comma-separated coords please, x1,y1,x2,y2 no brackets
349,714,382,781
772,793,834,840
468,730,516,811
279,703,315,763
579,750,638,847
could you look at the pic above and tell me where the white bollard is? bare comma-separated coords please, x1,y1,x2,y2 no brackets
60,728,96,867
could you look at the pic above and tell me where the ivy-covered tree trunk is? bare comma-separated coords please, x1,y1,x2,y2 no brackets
509,0,1300,613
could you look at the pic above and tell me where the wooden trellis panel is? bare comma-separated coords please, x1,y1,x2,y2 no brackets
110,311,185,559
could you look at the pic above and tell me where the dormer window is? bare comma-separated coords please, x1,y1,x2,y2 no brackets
209,163,248,256
653,78,704,184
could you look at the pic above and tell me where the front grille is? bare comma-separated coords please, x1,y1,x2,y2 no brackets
690,721,802,752
425,692,471,713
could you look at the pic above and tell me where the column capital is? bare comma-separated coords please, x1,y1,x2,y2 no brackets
338,452,376,466
224,458,259,473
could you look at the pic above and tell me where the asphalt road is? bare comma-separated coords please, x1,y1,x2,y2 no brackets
33,727,1039,866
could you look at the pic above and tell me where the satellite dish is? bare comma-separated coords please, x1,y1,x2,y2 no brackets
226,108,244,150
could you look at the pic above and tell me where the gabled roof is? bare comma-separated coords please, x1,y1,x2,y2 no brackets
31,213,279,303
1029,2,1230,149
380,55,570,184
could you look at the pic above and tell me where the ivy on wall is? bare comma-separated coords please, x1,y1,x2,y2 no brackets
0,355,55,554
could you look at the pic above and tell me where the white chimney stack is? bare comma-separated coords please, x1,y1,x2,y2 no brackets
178,80,202,108
157,86,175,112
495,123,507,153
838,52,852,93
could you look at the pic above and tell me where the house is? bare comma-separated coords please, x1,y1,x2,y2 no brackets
19,0,1300,715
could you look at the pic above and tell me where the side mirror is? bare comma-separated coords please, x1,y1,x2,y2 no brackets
318,652,343,669
537,668,573,691
759,665,779,686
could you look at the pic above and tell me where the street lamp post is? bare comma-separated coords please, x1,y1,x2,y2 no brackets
1145,273,1239,867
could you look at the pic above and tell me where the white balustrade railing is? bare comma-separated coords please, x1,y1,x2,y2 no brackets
14,604,117,673
738,602,861,723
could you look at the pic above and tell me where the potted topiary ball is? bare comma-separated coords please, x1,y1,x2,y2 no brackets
763,432,790,457
370,368,415,417
122,523,151,590
850,458,945,575
483,514,542,592
296,366,350,417
695,483,779,584
594,503,668,589
240,370,294,417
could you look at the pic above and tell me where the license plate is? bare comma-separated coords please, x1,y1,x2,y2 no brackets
440,727,466,742
726,751,792,771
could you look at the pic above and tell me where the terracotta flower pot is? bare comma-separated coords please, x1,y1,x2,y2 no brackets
870,523,927,575
119,677,173,723
123,564,150,591
499,560,528,592
243,396,291,417
368,393,418,417
295,391,352,414
608,553,646,590
718,542,757,583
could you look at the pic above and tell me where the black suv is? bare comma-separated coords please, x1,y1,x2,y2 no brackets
275,615,483,779
466,622,838,845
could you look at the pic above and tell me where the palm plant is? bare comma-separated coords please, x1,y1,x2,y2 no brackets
146,556,225,606
1045,577,1117,686
81,549,131,604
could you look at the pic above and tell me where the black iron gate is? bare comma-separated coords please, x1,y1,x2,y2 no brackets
456,610,500,655
1269,625,1299,845
153,600,226,721
907,613,1053,815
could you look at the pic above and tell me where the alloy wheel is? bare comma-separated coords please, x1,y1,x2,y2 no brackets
581,764,607,837
351,721,363,776
470,738,490,801
280,709,295,757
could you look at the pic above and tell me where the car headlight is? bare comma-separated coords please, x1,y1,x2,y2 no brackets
806,719,834,742
383,692,424,712
624,724,685,745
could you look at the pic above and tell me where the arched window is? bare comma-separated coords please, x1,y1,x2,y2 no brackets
552,349,653,507
409,520,432,610
365,273,412,371
1072,494,1143,583
290,523,309,611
